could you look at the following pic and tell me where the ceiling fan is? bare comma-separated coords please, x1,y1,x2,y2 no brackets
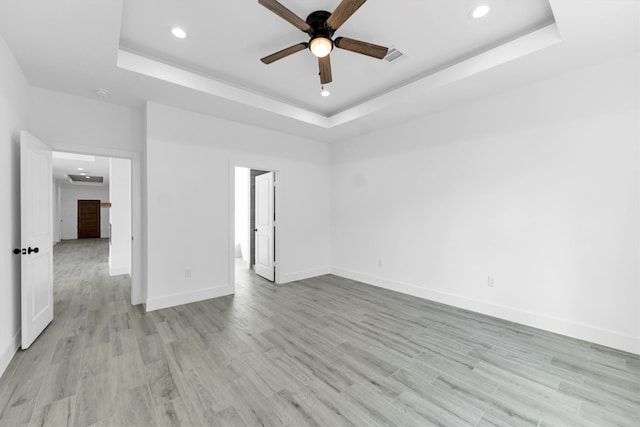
258,0,389,85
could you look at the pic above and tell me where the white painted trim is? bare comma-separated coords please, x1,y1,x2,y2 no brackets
109,268,130,277
331,267,640,355
281,266,331,284
228,161,236,296
637,70,640,360
328,23,561,127
145,285,234,312
118,50,329,128
0,329,21,379
273,170,282,285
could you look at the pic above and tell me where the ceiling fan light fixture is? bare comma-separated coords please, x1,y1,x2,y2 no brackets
321,86,330,97
309,36,333,58
258,1,388,84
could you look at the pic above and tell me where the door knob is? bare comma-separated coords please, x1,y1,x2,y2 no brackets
13,248,21,255
27,247,39,254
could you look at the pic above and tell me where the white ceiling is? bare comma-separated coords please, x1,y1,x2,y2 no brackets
52,152,110,187
119,0,554,115
0,0,637,142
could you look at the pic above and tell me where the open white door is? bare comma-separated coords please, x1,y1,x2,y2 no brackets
20,131,53,349
254,172,275,281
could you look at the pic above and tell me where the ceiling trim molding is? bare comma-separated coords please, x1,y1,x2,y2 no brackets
328,23,562,128
117,49,331,128
117,23,561,129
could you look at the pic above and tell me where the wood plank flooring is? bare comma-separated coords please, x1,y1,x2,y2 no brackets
0,238,638,426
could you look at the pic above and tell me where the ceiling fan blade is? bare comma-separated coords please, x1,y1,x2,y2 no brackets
258,0,312,32
261,43,308,64
326,0,367,31
335,37,388,59
319,55,332,84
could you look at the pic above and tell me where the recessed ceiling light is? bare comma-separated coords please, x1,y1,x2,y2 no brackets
471,4,490,19
80,173,86,176
85,176,91,179
171,27,187,39
77,167,83,171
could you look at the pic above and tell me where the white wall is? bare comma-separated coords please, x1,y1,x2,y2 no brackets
60,185,110,239
331,53,640,354
0,33,29,377
109,158,132,276
234,167,250,261
146,102,331,311
29,87,143,153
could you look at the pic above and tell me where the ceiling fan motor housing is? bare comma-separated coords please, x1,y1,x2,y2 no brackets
306,10,335,39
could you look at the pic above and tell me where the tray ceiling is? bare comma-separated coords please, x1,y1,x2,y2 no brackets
119,0,555,116
0,0,636,140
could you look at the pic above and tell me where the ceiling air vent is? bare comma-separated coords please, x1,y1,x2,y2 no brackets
68,174,103,183
384,48,404,63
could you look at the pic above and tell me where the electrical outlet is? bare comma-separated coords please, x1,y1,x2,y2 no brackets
185,268,191,278
488,276,495,287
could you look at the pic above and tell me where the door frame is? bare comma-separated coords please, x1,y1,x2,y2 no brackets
229,163,282,289
49,144,143,305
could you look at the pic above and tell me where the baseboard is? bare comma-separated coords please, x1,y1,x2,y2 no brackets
0,329,21,379
131,291,144,306
145,285,234,312
109,266,130,276
331,267,640,355
281,266,331,284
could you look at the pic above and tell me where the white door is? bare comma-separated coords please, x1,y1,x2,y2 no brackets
20,131,53,349
254,172,275,281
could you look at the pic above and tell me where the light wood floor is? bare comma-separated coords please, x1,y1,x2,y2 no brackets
0,239,638,426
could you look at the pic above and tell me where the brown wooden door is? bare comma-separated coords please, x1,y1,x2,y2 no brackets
78,200,101,238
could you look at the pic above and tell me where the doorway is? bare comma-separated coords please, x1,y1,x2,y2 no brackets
52,150,136,293
77,199,101,238
233,166,278,283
